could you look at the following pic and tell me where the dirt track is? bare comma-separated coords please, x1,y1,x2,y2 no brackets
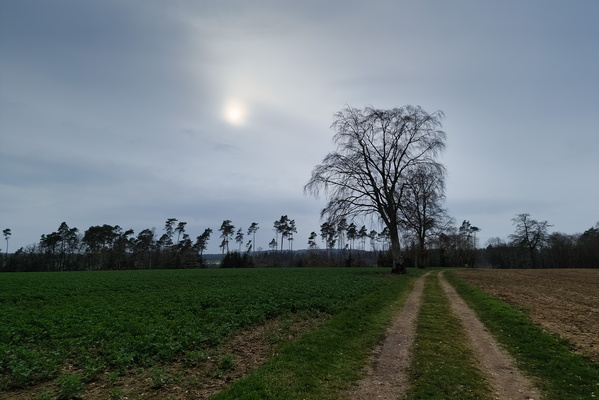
352,273,427,399
352,271,540,399
439,272,539,400
454,268,599,362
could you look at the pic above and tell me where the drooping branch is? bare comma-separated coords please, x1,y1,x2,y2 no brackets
305,105,447,273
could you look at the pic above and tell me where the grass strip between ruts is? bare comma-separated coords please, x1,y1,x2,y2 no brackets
210,269,426,400
445,270,599,400
405,272,494,400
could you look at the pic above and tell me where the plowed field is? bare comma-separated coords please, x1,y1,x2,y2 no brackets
453,269,599,362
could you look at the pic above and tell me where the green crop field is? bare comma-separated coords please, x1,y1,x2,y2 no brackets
5,268,598,400
0,267,398,396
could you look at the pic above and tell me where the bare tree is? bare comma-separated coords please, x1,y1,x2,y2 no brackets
305,105,446,273
509,213,552,267
399,164,448,268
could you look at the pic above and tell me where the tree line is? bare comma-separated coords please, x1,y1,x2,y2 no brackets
1,219,209,272
0,211,437,272
2,213,598,272
2,105,597,272
3,104,449,273
483,214,599,269
0,216,415,272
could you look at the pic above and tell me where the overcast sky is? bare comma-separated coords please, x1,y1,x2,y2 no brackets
1,0,598,254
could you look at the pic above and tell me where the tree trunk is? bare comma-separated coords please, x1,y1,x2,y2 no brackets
418,237,427,269
528,245,537,268
389,227,406,274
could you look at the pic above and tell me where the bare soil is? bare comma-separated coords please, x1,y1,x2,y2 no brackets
3,314,327,400
352,271,543,400
439,272,540,400
453,268,599,362
351,273,428,400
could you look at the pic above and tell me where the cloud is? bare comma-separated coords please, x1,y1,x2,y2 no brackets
1,0,598,254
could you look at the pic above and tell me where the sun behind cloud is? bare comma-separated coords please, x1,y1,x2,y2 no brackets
223,99,247,126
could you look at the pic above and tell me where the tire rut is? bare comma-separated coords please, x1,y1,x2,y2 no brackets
351,272,429,400
438,271,541,400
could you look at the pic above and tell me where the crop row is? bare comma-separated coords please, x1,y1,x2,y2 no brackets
0,267,391,389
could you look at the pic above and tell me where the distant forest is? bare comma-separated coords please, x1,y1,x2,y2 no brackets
2,215,598,272
5,105,597,272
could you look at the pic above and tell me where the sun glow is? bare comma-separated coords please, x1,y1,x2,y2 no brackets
223,100,247,126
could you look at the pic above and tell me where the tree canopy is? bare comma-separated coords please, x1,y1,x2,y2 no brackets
305,105,446,273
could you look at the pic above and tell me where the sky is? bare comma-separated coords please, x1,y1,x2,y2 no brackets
1,0,598,254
